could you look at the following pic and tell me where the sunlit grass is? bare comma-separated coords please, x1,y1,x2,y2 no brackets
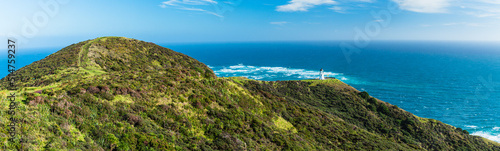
273,116,297,133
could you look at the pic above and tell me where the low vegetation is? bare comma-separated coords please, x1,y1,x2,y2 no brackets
0,37,498,150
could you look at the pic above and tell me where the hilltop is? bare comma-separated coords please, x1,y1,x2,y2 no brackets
1,37,499,150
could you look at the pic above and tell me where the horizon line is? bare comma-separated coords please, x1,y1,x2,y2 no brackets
12,39,500,50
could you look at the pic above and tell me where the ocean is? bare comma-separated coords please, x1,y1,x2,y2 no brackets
1,41,499,142
165,41,500,143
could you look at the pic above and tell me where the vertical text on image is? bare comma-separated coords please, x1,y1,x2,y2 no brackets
7,39,18,143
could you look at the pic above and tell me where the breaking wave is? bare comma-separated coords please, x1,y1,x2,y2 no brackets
472,131,500,143
209,64,353,82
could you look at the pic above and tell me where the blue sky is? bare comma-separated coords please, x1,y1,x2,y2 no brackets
0,0,499,48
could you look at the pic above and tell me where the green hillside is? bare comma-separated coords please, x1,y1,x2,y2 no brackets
1,37,499,150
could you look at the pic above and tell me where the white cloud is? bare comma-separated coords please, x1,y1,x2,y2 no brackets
160,0,223,18
162,0,217,6
392,0,500,18
469,12,496,18
459,0,500,18
392,0,450,13
270,21,289,25
205,11,224,18
329,6,346,13
276,0,337,12
479,0,500,4
179,7,206,11
354,0,375,2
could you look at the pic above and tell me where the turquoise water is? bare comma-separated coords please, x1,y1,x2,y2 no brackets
1,41,499,142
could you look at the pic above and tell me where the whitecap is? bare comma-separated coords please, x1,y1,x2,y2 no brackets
229,64,245,69
248,76,264,80
210,64,355,82
218,69,248,73
493,127,500,131
472,131,500,143
465,125,478,129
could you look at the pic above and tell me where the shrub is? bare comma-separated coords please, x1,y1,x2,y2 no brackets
80,88,87,94
69,87,81,95
25,93,36,102
29,96,45,106
43,89,55,96
98,92,115,101
456,127,469,135
377,103,390,115
402,118,416,132
368,97,377,104
99,85,110,92
367,104,376,112
106,133,120,150
359,91,370,100
126,113,143,126
87,86,100,93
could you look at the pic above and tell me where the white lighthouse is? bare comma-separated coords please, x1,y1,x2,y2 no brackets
319,68,325,80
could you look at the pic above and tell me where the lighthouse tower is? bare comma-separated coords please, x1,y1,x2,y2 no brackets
319,68,325,80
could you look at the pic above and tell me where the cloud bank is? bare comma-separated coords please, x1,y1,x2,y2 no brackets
391,0,450,13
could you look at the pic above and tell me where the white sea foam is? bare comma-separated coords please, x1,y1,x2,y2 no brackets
472,131,500,143
465,125,478,129
210,64,344,81
493,127,500,131
229,64,246,69
218,69,248,73
248,76,264,80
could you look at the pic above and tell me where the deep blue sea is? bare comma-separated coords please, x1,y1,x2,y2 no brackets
1,41,499,142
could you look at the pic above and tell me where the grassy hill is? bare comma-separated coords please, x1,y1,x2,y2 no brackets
1,37,499,150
